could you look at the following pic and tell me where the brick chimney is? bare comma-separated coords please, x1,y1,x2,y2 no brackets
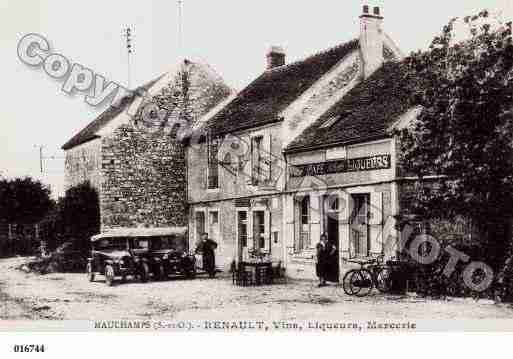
360,5,384,78
266,46,286,69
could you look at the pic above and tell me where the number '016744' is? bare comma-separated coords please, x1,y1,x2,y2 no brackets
13,345,45,353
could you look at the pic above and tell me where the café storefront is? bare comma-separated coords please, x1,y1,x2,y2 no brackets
282,139,400,280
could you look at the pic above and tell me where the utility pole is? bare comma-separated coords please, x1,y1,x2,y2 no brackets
35,145,64,174
178,0,184,59
124,26,134,89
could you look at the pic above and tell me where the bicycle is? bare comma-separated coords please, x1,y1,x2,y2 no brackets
341,256,392,297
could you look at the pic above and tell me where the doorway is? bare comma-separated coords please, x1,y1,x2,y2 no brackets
237,211,248,262
195,211,206,245
324,195,340,282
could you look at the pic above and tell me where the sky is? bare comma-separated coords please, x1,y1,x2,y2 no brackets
0,0,512,198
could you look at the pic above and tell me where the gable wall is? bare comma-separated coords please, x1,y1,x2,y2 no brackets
63,138,102,192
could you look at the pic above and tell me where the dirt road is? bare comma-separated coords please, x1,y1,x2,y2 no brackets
1,257,513,321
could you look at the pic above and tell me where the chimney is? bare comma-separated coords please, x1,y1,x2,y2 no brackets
360,5,384,78
266,46,286,69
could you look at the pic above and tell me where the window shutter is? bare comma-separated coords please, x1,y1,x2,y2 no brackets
264,210,271,252
266,134,272,183
370,192,383,225
293,198,301,253
249,138,256,185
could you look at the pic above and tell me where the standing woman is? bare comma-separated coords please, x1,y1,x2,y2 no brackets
196,233,218,278
316,234,330,287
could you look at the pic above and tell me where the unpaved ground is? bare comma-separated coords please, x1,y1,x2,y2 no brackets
1,257,513,321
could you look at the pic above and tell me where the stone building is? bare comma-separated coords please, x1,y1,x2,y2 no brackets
62,60,232,231
185,5,404,272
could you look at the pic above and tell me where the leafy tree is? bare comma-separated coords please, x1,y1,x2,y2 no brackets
399,10,513,266
0,177,54,224
57,181,100,250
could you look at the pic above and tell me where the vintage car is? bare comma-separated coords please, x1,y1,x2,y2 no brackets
129,228,197,280
86,227,195,286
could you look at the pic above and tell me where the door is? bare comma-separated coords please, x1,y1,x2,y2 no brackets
195,211,206,245
237,211,248,262
324,195,340,282
350,194,370,258
253,211,266,251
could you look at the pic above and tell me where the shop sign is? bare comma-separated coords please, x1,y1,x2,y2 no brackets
289,154,391,178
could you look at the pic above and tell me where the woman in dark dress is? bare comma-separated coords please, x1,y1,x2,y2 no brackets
195,233,218,278
316,234,334,287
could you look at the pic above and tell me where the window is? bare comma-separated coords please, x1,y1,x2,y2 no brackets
207,137,219,189
209,211,220,242
295,196,311,252
251,136,264,185
209,211,219,225
350,194,370,258
132,238,149,250
253,210,266,249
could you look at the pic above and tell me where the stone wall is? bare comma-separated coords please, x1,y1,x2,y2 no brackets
63,139,102,192
100,125,187,230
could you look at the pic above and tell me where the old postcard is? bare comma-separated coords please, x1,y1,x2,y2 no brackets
2,0,513,347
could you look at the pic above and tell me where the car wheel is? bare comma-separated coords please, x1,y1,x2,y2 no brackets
105,265,115,287
86,262,95,282
120,275,127,283
140,262,150,283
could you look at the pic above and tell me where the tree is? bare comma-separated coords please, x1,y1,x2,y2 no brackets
399,10,513,266
0,177,54,224
57,181,100,250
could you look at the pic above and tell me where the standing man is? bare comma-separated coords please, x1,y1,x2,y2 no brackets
196,233,218,278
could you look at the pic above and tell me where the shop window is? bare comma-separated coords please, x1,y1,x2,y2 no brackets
207,137,219,189
350,194,370,258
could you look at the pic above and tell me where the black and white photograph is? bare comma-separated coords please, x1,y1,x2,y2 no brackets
1,0,513,351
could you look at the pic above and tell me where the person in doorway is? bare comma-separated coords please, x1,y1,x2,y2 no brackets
195,233,218,278
316,233,336,287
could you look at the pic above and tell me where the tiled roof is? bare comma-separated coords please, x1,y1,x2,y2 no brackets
61,76,164,150
206,39,360,136
285,61,414,152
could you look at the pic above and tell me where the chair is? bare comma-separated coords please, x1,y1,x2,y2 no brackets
272,261,287,284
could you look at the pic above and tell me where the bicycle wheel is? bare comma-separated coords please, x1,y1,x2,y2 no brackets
375,267,392,293
350,269,373,297
342,269,361,296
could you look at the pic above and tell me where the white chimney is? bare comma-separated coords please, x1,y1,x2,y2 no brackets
360,5,384,78
266,46,286,70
